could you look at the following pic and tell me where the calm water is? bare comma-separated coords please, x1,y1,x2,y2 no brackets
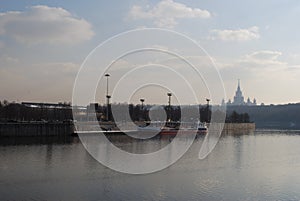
1,130,300,201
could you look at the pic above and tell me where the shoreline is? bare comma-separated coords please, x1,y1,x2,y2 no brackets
0,122,255,137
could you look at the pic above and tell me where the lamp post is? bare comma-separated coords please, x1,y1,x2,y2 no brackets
206,98,210,123
105,73,110,121
167,93,172,108
140,98,145,110
140,98,145,121
167,93,172,121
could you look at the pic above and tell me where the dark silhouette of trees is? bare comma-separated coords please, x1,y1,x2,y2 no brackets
3,100,8,106
226,104,300,129
226,111,251,123
0,101,72,122
0,100,251,124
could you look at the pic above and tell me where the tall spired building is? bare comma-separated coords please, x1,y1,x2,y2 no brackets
233,79,245,105
226,79,257,106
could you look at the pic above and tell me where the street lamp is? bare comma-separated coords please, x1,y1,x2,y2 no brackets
140,98,145,121
105,73,110,121
167,93,172,108
167,93,172,121
140,98,145,110
105,73,110,97
106,95,111,121
206,98,210,123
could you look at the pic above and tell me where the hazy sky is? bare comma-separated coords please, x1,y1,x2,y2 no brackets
0,0,300,105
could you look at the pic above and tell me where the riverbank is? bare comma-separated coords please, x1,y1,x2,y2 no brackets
0,122,255,137
0,122,74,137
222,123,255,135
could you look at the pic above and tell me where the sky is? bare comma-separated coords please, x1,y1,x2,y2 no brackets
0,0,300,105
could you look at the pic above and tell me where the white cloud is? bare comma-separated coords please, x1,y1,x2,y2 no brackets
129,0,211,28
0,5,94,45
219,50,298,95
219,50,286,74
210,26,260,42
218,50,300,104
240,50,284,67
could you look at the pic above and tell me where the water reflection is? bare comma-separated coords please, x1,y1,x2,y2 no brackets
1,130,300,201
0,136,78,146
45,144,53,170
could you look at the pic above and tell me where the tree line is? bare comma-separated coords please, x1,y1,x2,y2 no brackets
227,104,300,129
0,101,251,123
0,101,72,122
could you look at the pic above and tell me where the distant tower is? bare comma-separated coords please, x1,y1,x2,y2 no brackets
232,79,245,105
247,97,251,105
221,99,226,106
253,98,257,105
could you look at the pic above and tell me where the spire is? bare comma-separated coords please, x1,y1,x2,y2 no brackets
229,79,255,106
233,78,244,105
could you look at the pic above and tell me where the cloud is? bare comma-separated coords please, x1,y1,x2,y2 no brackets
0,54,19,65
240,50,284,67
0,5,94,45
219,50,286,75
218,50,300,104
129,0,211,28
210,26,260,42
219,50,297,85
32,62,79,77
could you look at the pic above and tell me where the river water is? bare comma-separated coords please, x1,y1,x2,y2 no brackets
1,130,300,201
